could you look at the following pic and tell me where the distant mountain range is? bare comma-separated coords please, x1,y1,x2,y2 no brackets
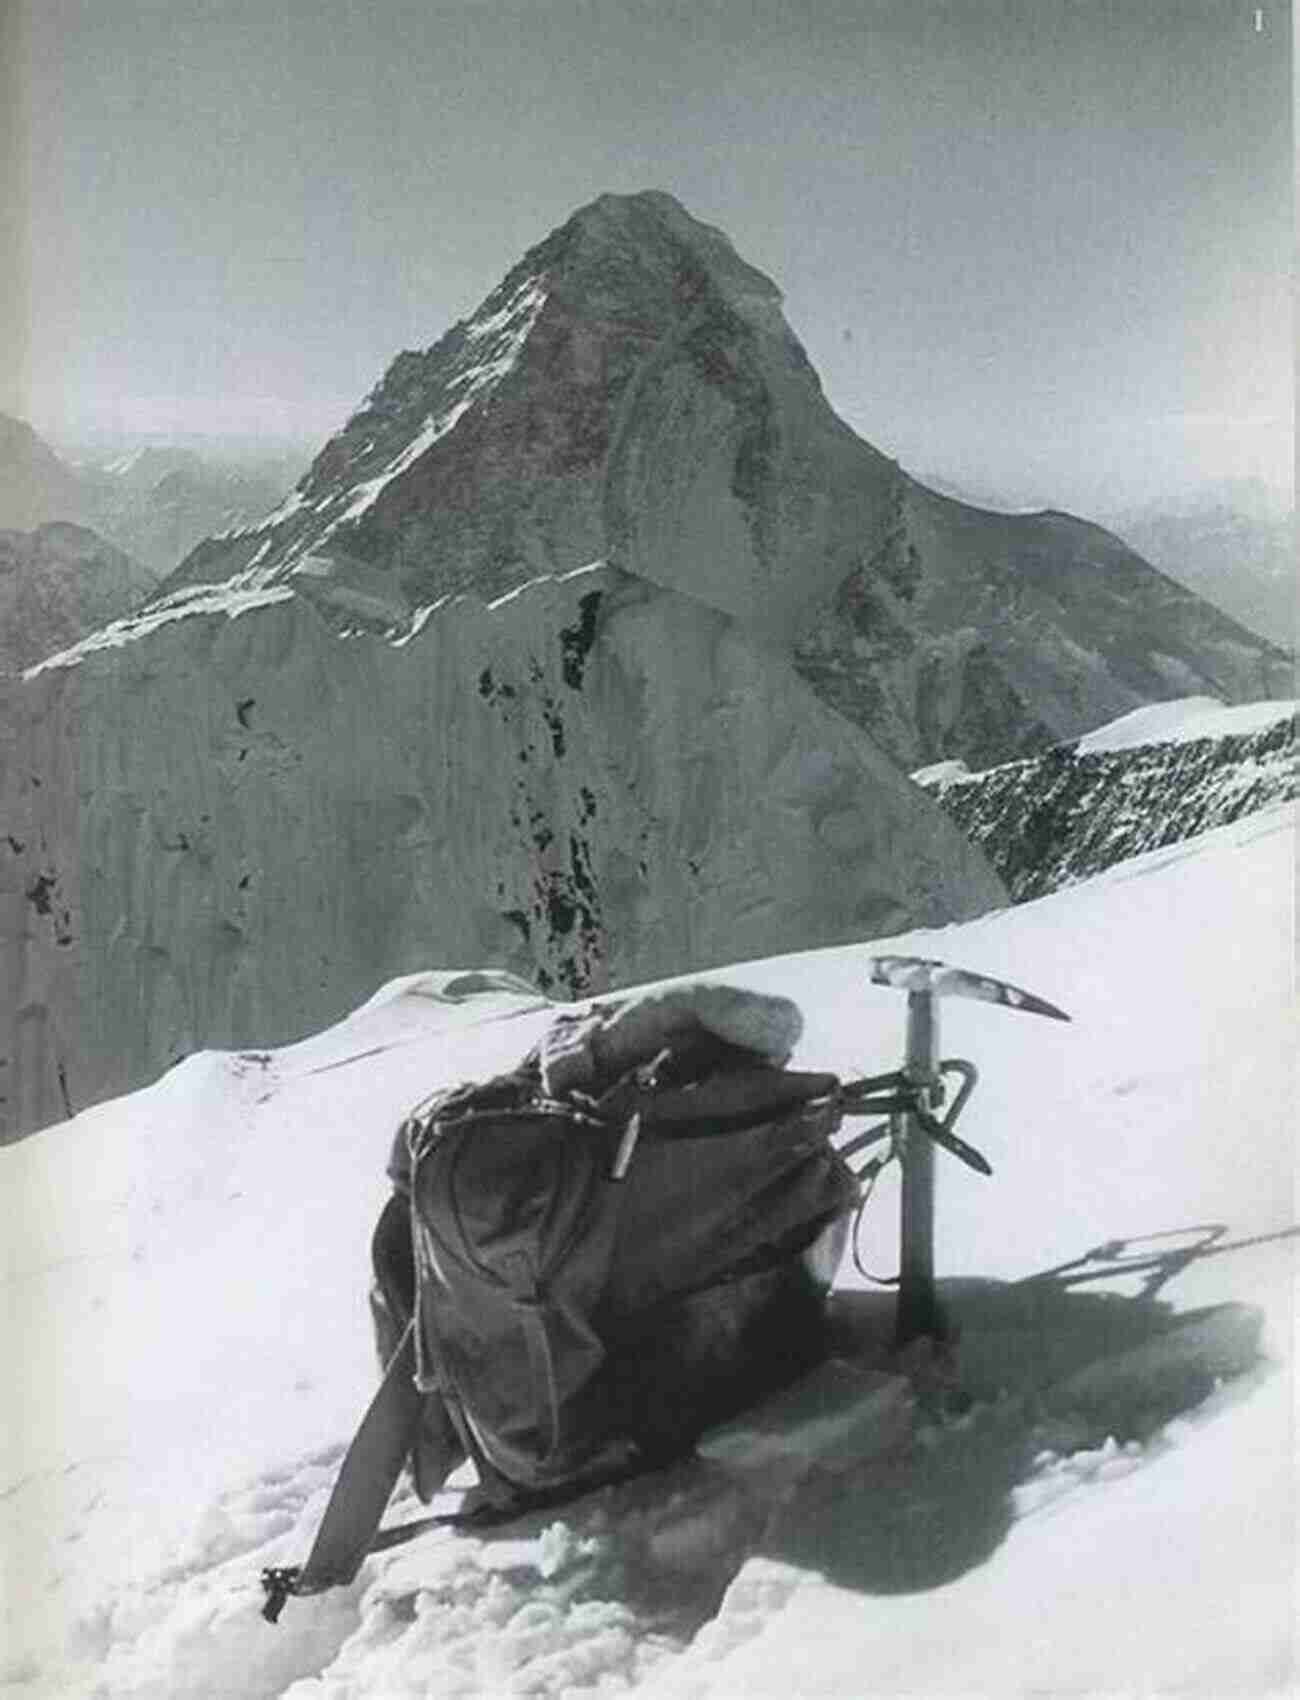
1100,498,1294,648
916,465,1295,653
0,414,93,533
0,412,294,578
0,522,162,675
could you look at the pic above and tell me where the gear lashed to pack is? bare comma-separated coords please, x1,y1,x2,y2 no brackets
381,982,856,1507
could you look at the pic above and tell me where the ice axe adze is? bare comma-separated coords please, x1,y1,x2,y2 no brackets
864,955,1071,1349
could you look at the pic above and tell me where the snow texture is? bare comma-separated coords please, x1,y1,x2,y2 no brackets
2,794,1294,1696
1074,695,1295,755
22,581,296,677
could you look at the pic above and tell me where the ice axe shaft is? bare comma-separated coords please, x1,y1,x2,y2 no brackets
896,989,943,1346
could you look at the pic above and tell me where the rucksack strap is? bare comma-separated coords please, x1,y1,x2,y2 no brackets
261,1319,426,1622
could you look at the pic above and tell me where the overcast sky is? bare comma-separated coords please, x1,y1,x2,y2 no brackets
4,0,1292,514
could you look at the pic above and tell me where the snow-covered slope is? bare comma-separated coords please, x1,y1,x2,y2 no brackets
2,800,1294,1699
1072,694,1294,754
917,696,1296,901
1,561,1002,1140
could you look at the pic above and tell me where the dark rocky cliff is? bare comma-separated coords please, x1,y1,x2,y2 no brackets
915,710,1296,901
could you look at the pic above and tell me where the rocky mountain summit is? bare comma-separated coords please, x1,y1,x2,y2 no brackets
156,190,1290,770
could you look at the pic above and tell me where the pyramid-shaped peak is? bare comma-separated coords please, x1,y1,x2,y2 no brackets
150,188,818,617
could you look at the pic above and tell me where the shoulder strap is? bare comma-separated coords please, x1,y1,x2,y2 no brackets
261,1319,425,1622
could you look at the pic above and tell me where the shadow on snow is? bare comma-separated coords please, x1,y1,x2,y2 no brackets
377,1221,1294,1639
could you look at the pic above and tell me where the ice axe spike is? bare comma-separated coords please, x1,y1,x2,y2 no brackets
865,956,1071,1348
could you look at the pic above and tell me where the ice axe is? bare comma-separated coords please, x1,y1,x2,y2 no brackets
839,956,1071,1348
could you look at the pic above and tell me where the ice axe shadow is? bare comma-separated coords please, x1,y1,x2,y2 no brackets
1020,1220,1300,1302
776,1220,1287,1599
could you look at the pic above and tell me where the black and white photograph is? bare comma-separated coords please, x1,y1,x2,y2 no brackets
1,1,1294,1695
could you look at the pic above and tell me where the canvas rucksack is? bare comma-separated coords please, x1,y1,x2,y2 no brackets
263,983,861,1619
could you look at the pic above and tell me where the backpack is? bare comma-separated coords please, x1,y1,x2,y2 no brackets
262,984,859,1619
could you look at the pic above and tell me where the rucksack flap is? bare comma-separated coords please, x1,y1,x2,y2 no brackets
537,982,805,1100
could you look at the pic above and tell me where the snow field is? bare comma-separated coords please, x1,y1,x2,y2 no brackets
1073,696,1294,754
1,806,1294,1698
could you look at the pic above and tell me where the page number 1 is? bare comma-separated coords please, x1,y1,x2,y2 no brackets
1254,7,1263,28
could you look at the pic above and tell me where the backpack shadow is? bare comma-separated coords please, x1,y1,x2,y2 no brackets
367,1221,1287,1639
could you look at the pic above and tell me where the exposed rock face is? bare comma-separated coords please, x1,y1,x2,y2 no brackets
0,523,161,675
1,565,1005,1140
915,707,1296,901
154,192,1291,768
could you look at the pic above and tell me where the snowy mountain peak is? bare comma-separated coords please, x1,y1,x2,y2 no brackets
127,189,1287,778
146,189,822,625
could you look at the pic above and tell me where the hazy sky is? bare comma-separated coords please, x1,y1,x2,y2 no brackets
5,0,1293,514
